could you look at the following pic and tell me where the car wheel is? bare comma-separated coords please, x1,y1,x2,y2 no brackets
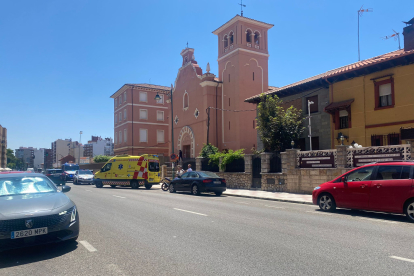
192,184,200,196
169,183,176,193
74,179,78,185
110,185,116,188
318,193,336,212
95,181,103,188
161,183,168,191
131,180,139,189
145,184,152,190
214,192,222,196
405,199,414,223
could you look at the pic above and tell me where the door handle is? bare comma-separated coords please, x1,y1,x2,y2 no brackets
360,185,366,188
374,184,382,188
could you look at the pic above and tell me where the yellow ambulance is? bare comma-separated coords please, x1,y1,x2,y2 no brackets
93,154,161,189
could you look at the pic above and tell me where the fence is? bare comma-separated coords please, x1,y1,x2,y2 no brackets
201,158,219,172
225,158,245,172
269,153,281,173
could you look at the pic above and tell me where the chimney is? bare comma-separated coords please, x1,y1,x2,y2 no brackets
403,17,414,51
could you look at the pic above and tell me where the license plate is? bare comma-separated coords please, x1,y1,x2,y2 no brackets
214,181,221,184
11,227,48,239
149,178,154,182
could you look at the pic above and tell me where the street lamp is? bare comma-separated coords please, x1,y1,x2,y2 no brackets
307,100,314,151
340,135,344,146
291,140,295,149
155,84,175,179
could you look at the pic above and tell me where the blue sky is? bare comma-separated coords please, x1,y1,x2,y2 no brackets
1,0,413,151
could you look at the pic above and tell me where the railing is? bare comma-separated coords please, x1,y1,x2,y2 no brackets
297,149,337,168
225,158,245,172
347,144,411,167
201,159,219,172
269,153,281,172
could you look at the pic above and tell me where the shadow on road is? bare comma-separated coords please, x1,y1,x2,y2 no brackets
313,208,409,223
0,240,78,269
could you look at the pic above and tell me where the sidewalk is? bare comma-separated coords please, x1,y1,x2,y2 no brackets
223,188,313,205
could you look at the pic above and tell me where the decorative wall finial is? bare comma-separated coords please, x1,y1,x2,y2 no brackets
206,62,210,73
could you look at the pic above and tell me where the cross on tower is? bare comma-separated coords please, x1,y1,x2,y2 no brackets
239,0,246,17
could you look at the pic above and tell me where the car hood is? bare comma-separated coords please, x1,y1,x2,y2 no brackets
79,175,93,178
0,192,71,219
65,171,77,174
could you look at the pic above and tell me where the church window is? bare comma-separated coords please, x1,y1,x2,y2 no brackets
183,91,189,110
246,29,252,43
184,56,188,63
254,31,260,44
223,35,228,48
229,32,234,44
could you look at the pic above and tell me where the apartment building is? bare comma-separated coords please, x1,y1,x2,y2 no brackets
111,84,170,157
83,136,114,157
15,147,35,169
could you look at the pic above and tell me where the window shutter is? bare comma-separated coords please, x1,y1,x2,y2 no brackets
139,92,147,102
157,111,164,121
334,111,340,130
139,129,147,142
157,130,164,143
140,110,147,120
339,110,348,117
124,129,127,142
379,83,392,96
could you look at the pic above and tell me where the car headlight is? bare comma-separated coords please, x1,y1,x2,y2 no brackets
313,186,321,190
71,206,77,222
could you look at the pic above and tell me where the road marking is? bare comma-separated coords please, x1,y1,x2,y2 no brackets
306,211,332,216
264,205,285,209
359,217,397,224
113,195,126,199
85,190,91,192
173,208,208,216
390,256,414,263
79,240,97,252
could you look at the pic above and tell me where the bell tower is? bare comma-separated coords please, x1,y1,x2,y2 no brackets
212,15,273,152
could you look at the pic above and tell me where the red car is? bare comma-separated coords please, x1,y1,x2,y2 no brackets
312,161,414,222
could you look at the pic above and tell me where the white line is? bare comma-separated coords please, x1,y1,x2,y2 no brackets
79,240,97,252
390,256,414,263
234,201,250,204
85,190,91,192
173,208,208,216
113,195,126,199
264,205,285,209
359,217,397,224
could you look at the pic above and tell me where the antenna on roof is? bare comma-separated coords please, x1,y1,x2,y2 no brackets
357,5,373,61
382,29,401,50
239,0,246,17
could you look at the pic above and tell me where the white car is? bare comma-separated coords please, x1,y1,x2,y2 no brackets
73,170,94,185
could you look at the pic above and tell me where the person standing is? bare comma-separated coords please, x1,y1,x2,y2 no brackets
186,164,193,172
179,150,183,162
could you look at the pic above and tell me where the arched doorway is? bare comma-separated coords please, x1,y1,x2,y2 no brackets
177,126,195,158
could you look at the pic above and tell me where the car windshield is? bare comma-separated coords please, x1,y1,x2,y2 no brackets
149,162,159,172
198,171,220,178
63,165,79,171
79,170,93,175
0,176,56,197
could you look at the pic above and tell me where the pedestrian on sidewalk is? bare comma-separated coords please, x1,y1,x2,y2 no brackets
186,164,193,172
178,150,183,162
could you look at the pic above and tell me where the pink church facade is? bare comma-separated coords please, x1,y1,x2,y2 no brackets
171,15,273,157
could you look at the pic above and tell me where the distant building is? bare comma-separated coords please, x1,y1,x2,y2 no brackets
51,139,71,166
0,125,6,168
15,147,35,169
33,148,45,170
111,84,170,157
44,149,53,169
83,136,114,158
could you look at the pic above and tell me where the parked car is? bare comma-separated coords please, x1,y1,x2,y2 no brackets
73,170,94,185
44,169,65,186
0,172,79,252
312,161,414,222
27,168,35,173
169,171,226,196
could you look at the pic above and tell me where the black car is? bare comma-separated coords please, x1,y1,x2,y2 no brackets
0,172,79,252
45,169,65,186
169,171,226,196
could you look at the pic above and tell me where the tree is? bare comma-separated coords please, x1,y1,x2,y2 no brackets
93,155,112,163
199,143,219,158
6,148,24,170
256,94,305,152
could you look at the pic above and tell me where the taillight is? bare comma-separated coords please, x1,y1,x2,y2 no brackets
203,179,212,183
222,179,226,183
46,174,51,176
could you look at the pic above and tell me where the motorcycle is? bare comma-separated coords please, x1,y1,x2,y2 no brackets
161,178,171,191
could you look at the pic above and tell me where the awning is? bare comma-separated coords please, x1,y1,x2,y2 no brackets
324,99,354,114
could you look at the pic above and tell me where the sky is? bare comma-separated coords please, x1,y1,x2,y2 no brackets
1,0,413,151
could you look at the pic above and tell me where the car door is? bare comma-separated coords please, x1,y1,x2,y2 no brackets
339,166,374,209
176,172,190,191
185,172,199,191
101,162,113,180
369,165,413,213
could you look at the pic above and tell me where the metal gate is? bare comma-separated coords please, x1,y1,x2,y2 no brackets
252,156,261,188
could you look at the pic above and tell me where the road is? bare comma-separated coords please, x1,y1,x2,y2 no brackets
1,182,414,275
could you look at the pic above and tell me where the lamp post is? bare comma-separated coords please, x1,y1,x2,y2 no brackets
340,135,344,146
307,100,314,151
155,84,175,179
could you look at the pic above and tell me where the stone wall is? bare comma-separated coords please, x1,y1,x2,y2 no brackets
217,172,251,189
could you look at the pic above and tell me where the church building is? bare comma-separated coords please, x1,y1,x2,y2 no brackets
172,15,274,158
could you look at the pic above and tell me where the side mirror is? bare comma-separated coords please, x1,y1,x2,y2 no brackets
341,176,346,183
61,185,71,193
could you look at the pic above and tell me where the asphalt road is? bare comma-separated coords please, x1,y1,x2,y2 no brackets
1,182,414,275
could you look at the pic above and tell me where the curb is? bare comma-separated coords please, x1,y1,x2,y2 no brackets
223,193,314,205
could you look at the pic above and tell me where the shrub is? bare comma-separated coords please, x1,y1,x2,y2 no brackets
208,149,245,170
199,143,219,158
93,155,112,163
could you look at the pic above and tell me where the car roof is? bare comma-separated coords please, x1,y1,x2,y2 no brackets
364,161,414,166
0,172,46,178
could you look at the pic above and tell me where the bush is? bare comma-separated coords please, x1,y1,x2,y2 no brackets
93,155,112,163
209,149,245,170
199,143,219,158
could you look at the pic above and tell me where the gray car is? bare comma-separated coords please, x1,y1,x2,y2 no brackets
0,172,79,252
73,170,94,185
